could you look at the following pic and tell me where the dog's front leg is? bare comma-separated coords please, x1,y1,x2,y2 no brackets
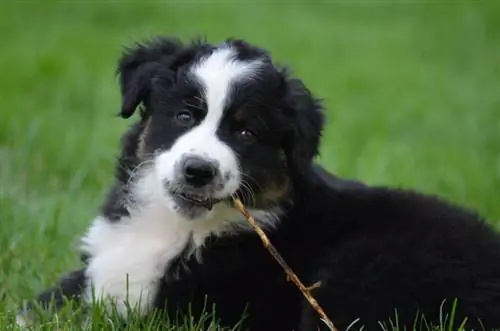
16,268,87,326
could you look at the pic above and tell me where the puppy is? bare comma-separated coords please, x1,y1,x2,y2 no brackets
18,37,500,331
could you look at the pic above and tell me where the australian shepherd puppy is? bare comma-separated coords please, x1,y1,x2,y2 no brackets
18,37,500,330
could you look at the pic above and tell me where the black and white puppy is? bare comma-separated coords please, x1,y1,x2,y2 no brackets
19,37,500,331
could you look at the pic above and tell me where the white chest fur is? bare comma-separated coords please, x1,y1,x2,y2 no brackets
80,207,193,317
79,204,278,318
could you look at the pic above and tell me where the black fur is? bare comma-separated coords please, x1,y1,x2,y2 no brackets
23,37,500,331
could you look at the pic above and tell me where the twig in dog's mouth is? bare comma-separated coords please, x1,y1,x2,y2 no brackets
231,196,337,331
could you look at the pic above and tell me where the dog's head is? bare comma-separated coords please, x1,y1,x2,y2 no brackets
116,37,324,221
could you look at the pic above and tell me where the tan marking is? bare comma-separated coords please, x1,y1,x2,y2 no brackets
256,175,291,208
233,107,246,122
137,117,152,160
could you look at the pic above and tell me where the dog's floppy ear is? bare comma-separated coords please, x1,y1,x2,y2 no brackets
281,71,325,174
117,37,199,119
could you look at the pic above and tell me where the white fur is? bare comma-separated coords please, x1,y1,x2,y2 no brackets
155,47,263,204
81,165,279,318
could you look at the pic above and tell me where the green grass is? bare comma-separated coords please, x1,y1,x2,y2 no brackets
1,1,499,330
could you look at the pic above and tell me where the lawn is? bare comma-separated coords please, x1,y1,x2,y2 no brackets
0,1,499,330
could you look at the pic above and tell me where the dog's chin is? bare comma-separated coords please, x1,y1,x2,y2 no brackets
165,191,227,221
172,202,211,221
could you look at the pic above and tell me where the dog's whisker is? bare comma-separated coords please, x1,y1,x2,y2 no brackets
239,179,257,209
241,172,264,192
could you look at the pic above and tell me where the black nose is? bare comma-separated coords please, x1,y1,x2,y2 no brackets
182,156,218,187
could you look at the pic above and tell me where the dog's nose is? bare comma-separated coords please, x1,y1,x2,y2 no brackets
182,156,218,187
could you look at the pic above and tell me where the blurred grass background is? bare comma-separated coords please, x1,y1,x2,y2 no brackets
0,0,499,327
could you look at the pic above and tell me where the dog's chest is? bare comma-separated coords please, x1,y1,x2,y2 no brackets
80,209,196,317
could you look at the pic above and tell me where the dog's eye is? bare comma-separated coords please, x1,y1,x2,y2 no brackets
176,110,195,127
237,129,256,142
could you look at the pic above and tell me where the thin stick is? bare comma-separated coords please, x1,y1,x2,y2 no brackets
232,197,337,331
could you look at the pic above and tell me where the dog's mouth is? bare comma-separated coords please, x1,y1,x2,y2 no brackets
176,192,223,211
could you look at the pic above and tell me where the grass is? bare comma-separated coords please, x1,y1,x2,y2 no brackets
0,1,499,330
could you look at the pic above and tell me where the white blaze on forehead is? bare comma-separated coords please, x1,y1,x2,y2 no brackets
190,47,262,128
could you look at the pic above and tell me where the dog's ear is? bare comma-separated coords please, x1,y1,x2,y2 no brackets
281,71,325,174
117,37,201,119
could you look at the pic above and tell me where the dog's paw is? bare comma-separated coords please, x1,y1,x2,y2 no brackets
13,310,32,329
